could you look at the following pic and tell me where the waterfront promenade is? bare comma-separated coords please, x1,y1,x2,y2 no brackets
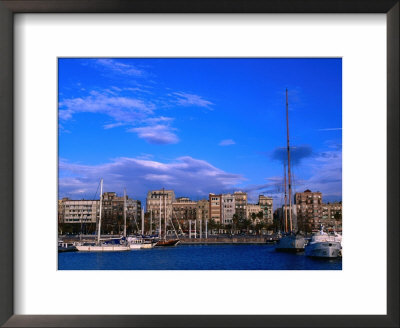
59,234,273,244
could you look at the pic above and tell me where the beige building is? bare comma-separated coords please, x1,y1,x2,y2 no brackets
172,197,197,221
209,193,222,224
294,189,323,232
221,193,235,225
146,189,176,220
322,202,342,231
101,192,141,229
258,195,273,224
234,191,247,220
59,198,99,224
246,204,262,222
197,199,209,224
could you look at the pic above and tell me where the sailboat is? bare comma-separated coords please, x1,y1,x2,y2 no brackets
155,188,180,247
276,89,306,252
75,179,130,252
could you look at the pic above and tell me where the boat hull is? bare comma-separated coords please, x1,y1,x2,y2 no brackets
275,235,305,252
140,243,155,249
76,245,130,252
129,244,142,250
155,239,180,247
58,246,77,253
305,241,341,258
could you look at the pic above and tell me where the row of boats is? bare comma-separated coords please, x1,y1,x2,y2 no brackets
275,226,342,258
58,235,180,252
59,181,180,253
273,90,342,259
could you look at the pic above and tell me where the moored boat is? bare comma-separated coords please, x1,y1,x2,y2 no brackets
58,241,78,253
275,233,306,252
155,239,180,247
75,179,130,252
275,89,306,253
305,226,342,258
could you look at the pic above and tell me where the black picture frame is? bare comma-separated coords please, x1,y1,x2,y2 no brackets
0,1,398,327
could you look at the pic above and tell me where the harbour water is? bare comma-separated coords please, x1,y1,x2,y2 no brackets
58,244,342,270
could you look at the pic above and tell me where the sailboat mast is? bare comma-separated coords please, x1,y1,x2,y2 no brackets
150,210,152,235
97,178,103,244
141,208,144,235
159,192,162,238
163,188,167,240
123,188,126,237
284,162,288,233
286,89,293,232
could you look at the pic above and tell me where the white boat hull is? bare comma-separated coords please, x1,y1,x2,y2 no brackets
76,245,130,252
140,243,154,249
129,244,142,250
305,241,341,258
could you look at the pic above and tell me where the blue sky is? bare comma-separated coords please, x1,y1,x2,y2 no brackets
58,58,342,208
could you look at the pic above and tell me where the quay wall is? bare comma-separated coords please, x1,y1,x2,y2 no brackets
179,237,268,244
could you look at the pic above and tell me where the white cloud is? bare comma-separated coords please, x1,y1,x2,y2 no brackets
318,128,342,131
95,59,146,77
129,125,179,144
59,156,245,201
59,92,154,123
103,122,126,130
172,92,214,109
219,139,235,146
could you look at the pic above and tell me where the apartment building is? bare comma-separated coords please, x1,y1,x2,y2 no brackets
209,193,222,224
234,191,247,220
294,189,323,232
258,195,273,224
146,189,175,217
221,194,235,225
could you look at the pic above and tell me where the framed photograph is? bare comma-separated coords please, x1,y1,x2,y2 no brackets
0,0,398,327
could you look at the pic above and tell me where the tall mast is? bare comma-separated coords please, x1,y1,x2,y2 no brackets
159,192,162,238
97,178,103,244
141,208,144,235
123,188,126,237
163,188,167,240
284,162,288,233
286,89,293,232
150,210,152,235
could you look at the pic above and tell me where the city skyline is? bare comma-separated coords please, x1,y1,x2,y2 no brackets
59,58,342,208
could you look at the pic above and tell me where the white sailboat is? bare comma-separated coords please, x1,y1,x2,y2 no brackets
276,89,306,252
75,179,130,252
305,225,342,258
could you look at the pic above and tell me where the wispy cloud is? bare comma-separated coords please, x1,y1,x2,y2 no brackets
59,156,245,200
219,139,236,146
318,128,342,131
172,92,214,109
129,125,179,144
95,59,146,77
59,91,154,123
103,122,127,130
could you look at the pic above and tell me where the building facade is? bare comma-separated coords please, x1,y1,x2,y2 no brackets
294,189,323,232
146,189,176,220
234,191,247,220
258,195,273,224
101,192,141,231
59,198,99,224
221,193,235,225
172,197,197,221
322,202,342,231
246,204,263,223
209,193,222,224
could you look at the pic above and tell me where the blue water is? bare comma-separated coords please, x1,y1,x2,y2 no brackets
58,244,342,270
